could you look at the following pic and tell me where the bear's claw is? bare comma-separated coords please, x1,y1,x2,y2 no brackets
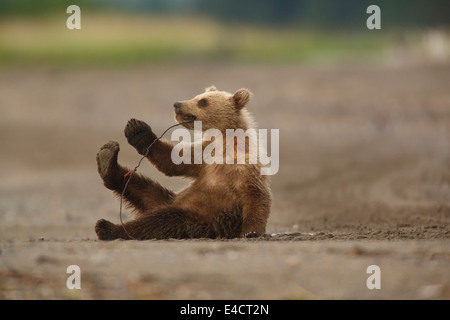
244,231,259,238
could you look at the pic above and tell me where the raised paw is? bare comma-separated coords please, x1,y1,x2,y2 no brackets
124,119,157,155
96,141,120,181
95,219,120,240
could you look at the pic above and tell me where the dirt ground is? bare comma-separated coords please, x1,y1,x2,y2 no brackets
0,62,449,300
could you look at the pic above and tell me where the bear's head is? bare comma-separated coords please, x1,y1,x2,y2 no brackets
173,86,252,131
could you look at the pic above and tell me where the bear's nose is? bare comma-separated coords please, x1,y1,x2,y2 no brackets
173,102,182,111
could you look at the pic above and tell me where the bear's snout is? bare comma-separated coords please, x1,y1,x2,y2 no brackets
173,102,182,113
174,101,196,123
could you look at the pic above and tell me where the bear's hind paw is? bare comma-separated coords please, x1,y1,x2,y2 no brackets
96,141,120,180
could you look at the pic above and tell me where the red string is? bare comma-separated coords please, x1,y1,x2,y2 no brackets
124,170,135,178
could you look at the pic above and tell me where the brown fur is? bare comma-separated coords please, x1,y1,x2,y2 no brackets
95,87,271,240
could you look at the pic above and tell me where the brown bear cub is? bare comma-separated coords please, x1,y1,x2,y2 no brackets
95,86,271,240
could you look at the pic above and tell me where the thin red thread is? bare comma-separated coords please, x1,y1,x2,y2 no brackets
123,170,134,178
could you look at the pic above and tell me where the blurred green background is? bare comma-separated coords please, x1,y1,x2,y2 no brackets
0,0,448,66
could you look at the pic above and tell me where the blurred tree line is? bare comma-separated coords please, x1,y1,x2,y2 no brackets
1,0,448,29
196,0,450,28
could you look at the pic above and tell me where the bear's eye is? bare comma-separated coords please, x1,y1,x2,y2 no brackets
198,98,208,107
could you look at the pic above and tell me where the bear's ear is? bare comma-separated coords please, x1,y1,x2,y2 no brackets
205,85,217,92
232,88,251,109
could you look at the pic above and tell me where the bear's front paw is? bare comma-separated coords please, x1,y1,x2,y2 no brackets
96,141,120,184
95,219,120,240
124,119,157,155
243,231,260,238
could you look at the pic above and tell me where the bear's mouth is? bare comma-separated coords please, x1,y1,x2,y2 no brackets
175,112,196,127
184,114,196,122
178,113,196,122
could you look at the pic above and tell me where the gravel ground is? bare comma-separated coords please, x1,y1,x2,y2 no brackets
0,63,449,299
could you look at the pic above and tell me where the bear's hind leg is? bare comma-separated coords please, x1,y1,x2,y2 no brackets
96,141,175,215
95,207,215,240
